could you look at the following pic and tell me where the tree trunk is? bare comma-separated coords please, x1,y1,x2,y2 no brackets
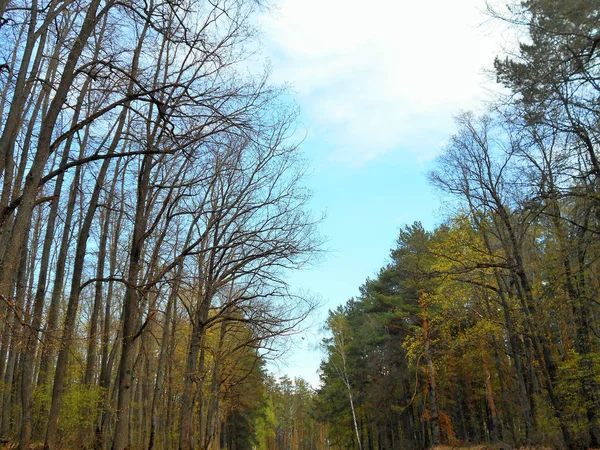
423,315,440,446
44,151,113,449
179,297,211,450
112,152,153,450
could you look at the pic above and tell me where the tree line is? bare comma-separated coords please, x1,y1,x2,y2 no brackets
0,0,321,449
315,1,600,449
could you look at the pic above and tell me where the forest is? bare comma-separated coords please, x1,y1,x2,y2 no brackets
315,2,600,449
0,0,599,449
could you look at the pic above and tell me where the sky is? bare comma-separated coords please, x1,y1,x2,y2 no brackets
257,0,509,386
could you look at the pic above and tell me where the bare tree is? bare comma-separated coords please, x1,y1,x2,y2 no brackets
0,1,322,449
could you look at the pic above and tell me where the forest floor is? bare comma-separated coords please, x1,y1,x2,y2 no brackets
432,446,555,450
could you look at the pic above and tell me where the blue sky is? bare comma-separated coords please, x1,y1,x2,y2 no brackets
258,0,507,386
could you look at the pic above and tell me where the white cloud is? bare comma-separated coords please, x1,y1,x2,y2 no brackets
259,0,504,164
